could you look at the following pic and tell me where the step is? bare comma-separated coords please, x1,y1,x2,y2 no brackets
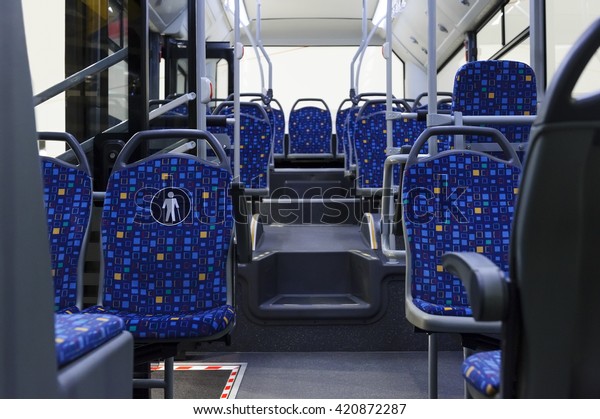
260,293,370,310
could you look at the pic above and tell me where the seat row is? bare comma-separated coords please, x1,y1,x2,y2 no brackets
210,60,536,203
40,129,236,398
336,60,536,397
387,19,600,399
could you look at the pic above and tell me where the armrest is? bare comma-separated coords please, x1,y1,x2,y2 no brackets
441,252,509,322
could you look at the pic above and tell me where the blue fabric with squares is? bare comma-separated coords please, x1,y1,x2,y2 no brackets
342,107,360,171
289,106,332,154
41,158,92,313
268,106,286,155
402,152,520,316
84,156,235,339
335,107,352,155
55,313,125,367
213,104,272,189
353,108,428,189
453,60,537,159
462,350,502,397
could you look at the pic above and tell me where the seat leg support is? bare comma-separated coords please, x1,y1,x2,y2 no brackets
164,356,174,399
428,333,438,399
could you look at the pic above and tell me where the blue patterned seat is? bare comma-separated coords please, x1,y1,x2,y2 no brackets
402,126,521,398
343,100,391,174
55,313,125,367
268,100,286,156
83,129,234,397
462,350,501,398
342,106,360,173
213,102,272,193
335,100,353,155
452,60,537,159
288,99,332,155
40,132,93,314
353,101,428,192
84,132,235,340
0,2,132,397
404,153,518,316
442,21,600,398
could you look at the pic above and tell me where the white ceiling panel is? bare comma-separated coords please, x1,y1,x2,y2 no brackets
243,0,377,20
210,0,506,67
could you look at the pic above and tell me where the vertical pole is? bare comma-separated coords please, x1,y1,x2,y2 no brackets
234,0,241,180
426,0,438,154
530,0,546,107
385,0,393,151
197,0,207,158
188,0,198,129
350,0,368,99
428,333,438,399
128,0,149,135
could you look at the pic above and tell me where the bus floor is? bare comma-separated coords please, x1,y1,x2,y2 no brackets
150,350,465,399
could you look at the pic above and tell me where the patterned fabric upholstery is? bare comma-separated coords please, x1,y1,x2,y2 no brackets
353,108,428,189
343,103,385,172
453,60,537,158
335,107,352,154
84,156,235,340
402,152,520,316
55,313,124,367
41,158,92,312
269,106,286,155
289,106,332,154
213,104,272,189
84,305,235,339
462,350,502,397
343,107,360,171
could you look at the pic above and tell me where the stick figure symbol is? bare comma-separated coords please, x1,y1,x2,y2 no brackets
162,191,181,222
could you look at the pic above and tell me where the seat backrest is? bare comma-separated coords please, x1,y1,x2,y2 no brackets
503,19,600,398
452,60,537,158
412,91,453,114
335,99,353,155
403,127,521,318
99,129,234,316
342,96,397,173
288,98,332,154
353,100,423,191
259,98,286,156
39,132,93,313
213,101,272,191
342,106,360,172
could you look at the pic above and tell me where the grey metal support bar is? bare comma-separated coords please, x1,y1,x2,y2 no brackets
380,153,411,261
33,47,128,107
197,0,207,133
256,0,273,93
57,93,197,162
128,0,149,134
350,0,368,98
530,0,546,106
386,112,536,126
429,333,438,399
196,0,208,159
386,0,393,151
234,0,241,180
427,0,438,155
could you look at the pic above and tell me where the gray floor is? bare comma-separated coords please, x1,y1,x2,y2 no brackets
183,351,465,399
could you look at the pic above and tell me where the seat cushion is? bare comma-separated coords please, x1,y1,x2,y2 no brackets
413,298,473,317
83,305,235,339
55,314,125,367
462,350,501,397
56,306,80,314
